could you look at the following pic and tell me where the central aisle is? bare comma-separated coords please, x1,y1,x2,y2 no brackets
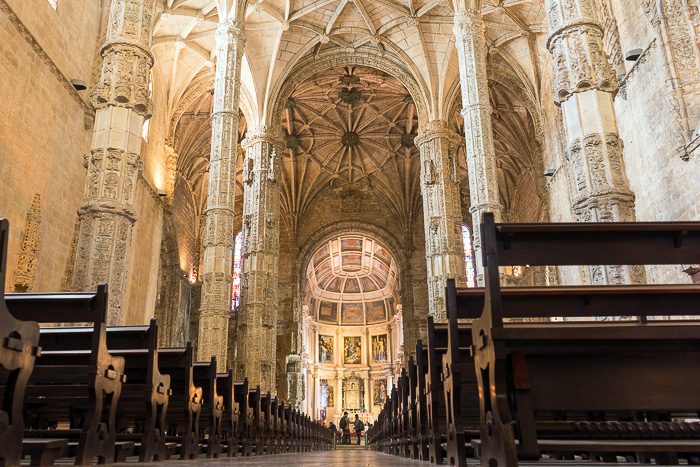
150,451,431,466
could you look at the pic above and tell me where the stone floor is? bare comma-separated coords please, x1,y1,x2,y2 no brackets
107,451,677,467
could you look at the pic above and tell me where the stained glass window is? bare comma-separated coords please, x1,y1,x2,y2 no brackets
462,225,476,288
231,231,243,312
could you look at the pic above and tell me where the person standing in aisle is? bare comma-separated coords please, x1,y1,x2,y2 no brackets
339,412,350,445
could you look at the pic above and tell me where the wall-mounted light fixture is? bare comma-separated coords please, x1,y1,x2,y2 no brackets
626,49,643,61
70,79,87,91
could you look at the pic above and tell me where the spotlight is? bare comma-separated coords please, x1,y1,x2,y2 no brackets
71,79,87,91
544,168,556,177
157,189,167,197
626,49,643,61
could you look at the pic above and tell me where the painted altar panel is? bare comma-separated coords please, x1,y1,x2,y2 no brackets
344,336,362,364
373,379,387,406
320,379,334,407
319,334,334,363
371,334,388,363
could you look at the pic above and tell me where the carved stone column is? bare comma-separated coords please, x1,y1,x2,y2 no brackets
197,20,246,370
416,121,466,321
546,0,644,284
453,11,504,285
73,0,155,324
235,127,283,393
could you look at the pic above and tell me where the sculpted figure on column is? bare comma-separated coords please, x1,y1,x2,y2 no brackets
453,7,504,285
546,0,644,284
73,0,156,324
236,127,284,393
197,19,246,370
416,121,466,321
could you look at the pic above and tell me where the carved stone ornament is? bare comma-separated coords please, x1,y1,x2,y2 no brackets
197,19,247,372
545,0,618,104
236,127,283,391
453,11,504,285
416,121,466,320
90,0,157,118
13,194,42,292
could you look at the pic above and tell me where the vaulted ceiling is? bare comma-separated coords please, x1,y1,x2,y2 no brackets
279,65,422,224
159,0,549,276
153,0,548,128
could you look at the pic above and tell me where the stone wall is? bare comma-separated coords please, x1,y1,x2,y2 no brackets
611,0,700,284
0,0,168,324
0,1,100,293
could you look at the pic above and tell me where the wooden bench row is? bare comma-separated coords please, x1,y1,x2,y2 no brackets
0,218,332,466
369,214,700,466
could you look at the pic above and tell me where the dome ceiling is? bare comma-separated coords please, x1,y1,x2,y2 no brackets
306,235,399,325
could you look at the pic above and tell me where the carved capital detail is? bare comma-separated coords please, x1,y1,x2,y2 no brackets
546,0,617,104
91,0,157,117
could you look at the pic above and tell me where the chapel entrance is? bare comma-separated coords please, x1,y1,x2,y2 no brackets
300,234,403,426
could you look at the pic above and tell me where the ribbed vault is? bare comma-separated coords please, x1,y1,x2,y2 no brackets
280,65,422,227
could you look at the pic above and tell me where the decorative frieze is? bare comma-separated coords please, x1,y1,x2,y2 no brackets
13,194,42,292
416,121,465,321
197,19,247,371
453,10,504,284
236,127,284,393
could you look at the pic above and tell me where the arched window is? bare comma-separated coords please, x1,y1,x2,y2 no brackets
462,225,476,288
231,231,243,312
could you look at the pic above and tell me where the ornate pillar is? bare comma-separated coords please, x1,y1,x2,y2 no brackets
453,11,505,285
235,127,283,392
73,0,155,324
416,121,466,321
197,20,246,370
546,0,644,284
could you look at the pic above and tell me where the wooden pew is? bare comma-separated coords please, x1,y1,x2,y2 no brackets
0,219,44,467
233,380,253,456
369,320,450,462
397,367,410,457
473,213,700,465
425,317,450,464
247,386,263,455
93,319,170,462
409,348,430,462
442,280,481,466
10,285,125,465
158,342,202,460
259,391,273,454
192,357,223,458
216,371,241,457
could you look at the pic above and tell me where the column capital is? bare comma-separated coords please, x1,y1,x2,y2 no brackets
545,0,617,104
415,120,460,146
216,18,246,42
452,9,483,38
241,126,285,150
